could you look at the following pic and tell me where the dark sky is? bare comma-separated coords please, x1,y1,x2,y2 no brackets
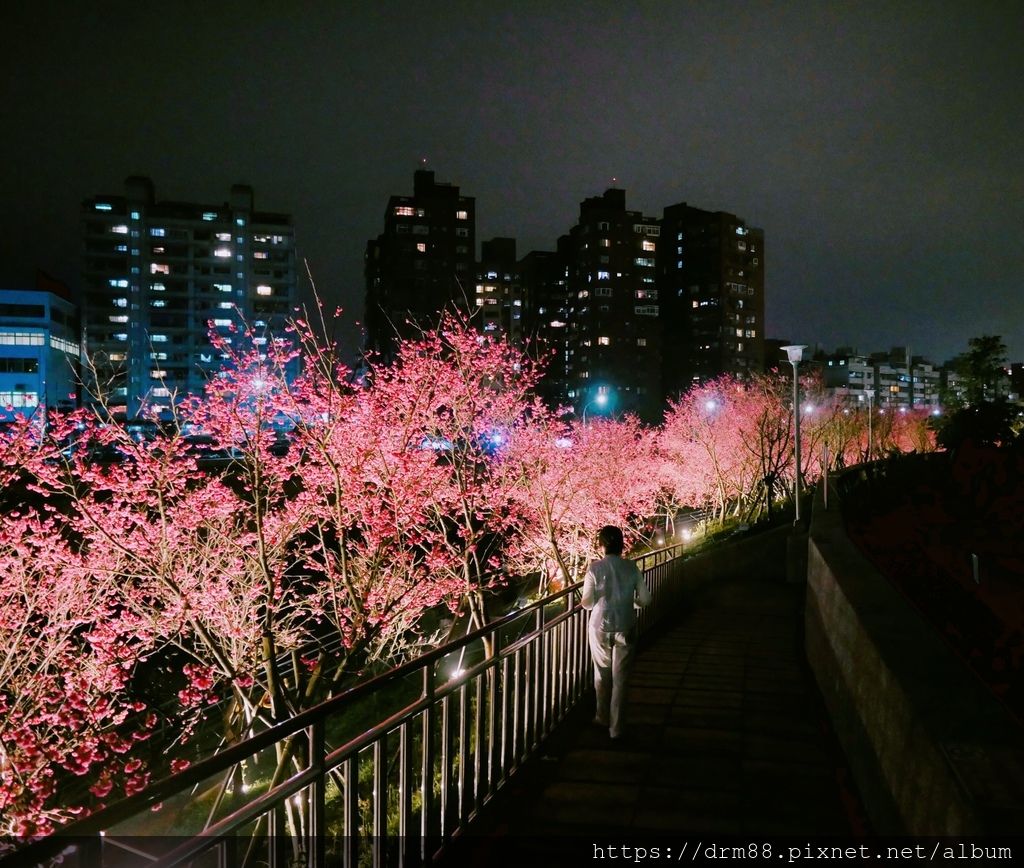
4,1,1022,364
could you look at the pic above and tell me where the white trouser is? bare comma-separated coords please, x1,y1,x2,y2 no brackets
588,621,635,737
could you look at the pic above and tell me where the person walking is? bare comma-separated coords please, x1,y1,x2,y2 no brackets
580,525,652,740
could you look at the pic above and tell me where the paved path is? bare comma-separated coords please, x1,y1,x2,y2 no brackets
442,573,868,864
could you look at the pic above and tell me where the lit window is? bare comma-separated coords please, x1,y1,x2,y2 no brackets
395,206,415,217
634,305,659,316
600,239,610,247
456,210,468,220
151,263,170,275
108,314,128,323
151,228,165,237
641,240,656,252
597,271,610,281
634,257,654,267
637,337,647,347
597,336,610,345
151,334,168,342
152,246,165,254
115,244,128,253
213,318,232,327
236,217,245,226
113,297,127,307
151,282,165,291
152,387,170,397
215,232,231,241
108,278,129,288
95,203,112,212
151,299,165,308
218,301,233,309
113,333,128,341
214,283,232,292
416,243,426,252
108,352,125,361
111,224,128,234
214,247,232,258
257,285,272,296
202,211,217,221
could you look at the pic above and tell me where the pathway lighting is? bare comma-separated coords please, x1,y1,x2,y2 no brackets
781,345,806,525
582,391,608,425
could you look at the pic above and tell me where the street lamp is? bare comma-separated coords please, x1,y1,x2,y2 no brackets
582,391,608,425
781,345,806,525
864,388,875,461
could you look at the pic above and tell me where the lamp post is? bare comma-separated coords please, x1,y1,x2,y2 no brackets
781,345,806,525
864,388,875,461
582,391,608,425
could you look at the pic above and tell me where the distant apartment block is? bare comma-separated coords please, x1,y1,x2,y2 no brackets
822,347,941,408
562,188,663,423
658,204,765,398
518,243,570,407
475,238,525,342
81,177,297,418
0,285,81,422
361,177,765,419
365,170,475,359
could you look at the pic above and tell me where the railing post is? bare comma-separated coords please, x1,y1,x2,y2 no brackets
373,731,387,866
399,720,414,867
308,721,326,868
420,664,436,862
342,754,359,868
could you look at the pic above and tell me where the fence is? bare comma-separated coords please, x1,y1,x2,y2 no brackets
7,544,688,868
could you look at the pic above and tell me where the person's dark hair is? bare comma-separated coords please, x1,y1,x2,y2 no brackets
597,525,624,556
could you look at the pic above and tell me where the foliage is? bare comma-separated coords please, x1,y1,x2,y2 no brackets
0,311,937,837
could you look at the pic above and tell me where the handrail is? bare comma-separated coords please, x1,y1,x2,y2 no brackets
4,542,688,868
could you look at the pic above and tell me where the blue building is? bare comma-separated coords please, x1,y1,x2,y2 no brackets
0,287,81,422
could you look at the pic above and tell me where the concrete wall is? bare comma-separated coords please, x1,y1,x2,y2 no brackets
805,471,1024,834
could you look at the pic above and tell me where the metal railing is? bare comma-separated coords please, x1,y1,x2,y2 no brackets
9,543,689,868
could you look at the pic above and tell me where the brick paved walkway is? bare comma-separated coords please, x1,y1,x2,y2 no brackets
441,573,868,864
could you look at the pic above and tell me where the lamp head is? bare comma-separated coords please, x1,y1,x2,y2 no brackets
780,344,806,365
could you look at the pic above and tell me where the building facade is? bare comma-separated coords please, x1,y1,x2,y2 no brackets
658,204,765,399
365,170,475,358
822,347,941,408
475,238,525,342
518,243,571,407
81,177,296,418
0,287,81,422
563,188,663,423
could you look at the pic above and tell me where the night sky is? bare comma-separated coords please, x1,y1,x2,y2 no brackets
4,1,1022,364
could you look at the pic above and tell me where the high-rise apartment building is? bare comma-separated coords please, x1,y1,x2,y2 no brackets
0,284,81,421
364,170,475,358
658,204,765,398
564,189,662,423
81,177,296,418
518,244,570,407
475,238,525,342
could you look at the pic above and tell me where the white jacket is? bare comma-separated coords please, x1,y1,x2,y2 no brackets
581,554,653,633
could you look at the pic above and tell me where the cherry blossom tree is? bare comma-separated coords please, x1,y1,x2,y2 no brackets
504,414,662,593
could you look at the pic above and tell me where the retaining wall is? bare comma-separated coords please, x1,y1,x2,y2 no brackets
804,469,1024,834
